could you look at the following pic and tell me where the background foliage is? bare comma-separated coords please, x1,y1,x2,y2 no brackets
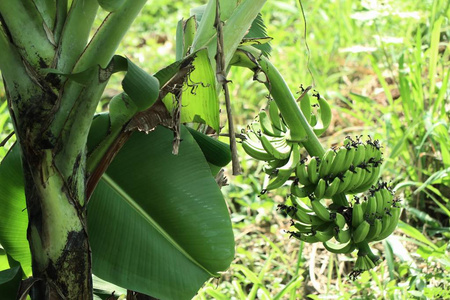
1,0,449,299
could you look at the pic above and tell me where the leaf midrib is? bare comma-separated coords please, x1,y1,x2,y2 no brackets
101,173,215,276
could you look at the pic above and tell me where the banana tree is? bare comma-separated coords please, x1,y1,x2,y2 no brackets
0,0,401,298
0,0,267,299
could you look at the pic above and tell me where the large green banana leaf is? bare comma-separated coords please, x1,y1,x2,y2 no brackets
0,125,234,299
0,146,31,277
88,125,234,299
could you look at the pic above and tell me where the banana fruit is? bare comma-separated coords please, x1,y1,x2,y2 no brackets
284,180,401,277
239,89,400,276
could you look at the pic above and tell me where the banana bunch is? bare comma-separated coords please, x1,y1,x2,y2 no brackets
241,97,334,192
293,136,383,200
240,94,401,276
241,101,301,191
282,181,401,273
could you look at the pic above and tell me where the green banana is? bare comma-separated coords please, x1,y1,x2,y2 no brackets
280,205,326,228
333,212,347,229
363,255,376,269
364,195,377,221
312,94,332,137
318,149,335,178
267,146,300,189
299,89,311,124
295,160,312,186
353,255,367,272
329,147,347,174
310,113,317,127
268,100,284,131
375,207,401,240
357,168,371,191
361,200,367,215
357,167,372,190
279,118,289,133
353,254,377,272
259,110,283,137
323,240,356,254
370,140,383,161
365,218,382,242
290,183,313,198
352,143,366,167
355,241,381,268
336,170,353,194
324,176,341,198
248,123,264,139
290,232,320,243
374,190,386,216
292,206,316,224
335,228,352,243
279,144,301,172
347,168,365,193
264,169,292,191
241,138,274,161
364,141,380,162
377,211,392,240
277,204,297,219
313,226,334,242
263,162,283,175
352,220,370,243
342,146,356,171
314,178,327,199
380,187,394,209
309,215,329,226
311,198,331,221
352,202,364,228
373,185,393,216
352,165,380,193
260,135,291,160
269,158,290,168
307,156,320,185
293,222,313,234
290,195,314,214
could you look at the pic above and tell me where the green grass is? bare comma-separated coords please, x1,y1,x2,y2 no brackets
206,0,450,298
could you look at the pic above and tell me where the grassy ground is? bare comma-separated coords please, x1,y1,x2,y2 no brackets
1,0,449,299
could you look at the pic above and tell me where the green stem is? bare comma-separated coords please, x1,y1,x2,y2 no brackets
231,46,349,206
55,0,99,74
86,121,123,175
53,0,68,44
33,0,57,32
0,1,55,67
258,57,324,156
54,71,109,181
0,27,20,81
260,57,349,206
22,148,92,298
356,241,379,262
74,0,147,72
0,28,44,124
231,46,323,155
51,0,147,179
